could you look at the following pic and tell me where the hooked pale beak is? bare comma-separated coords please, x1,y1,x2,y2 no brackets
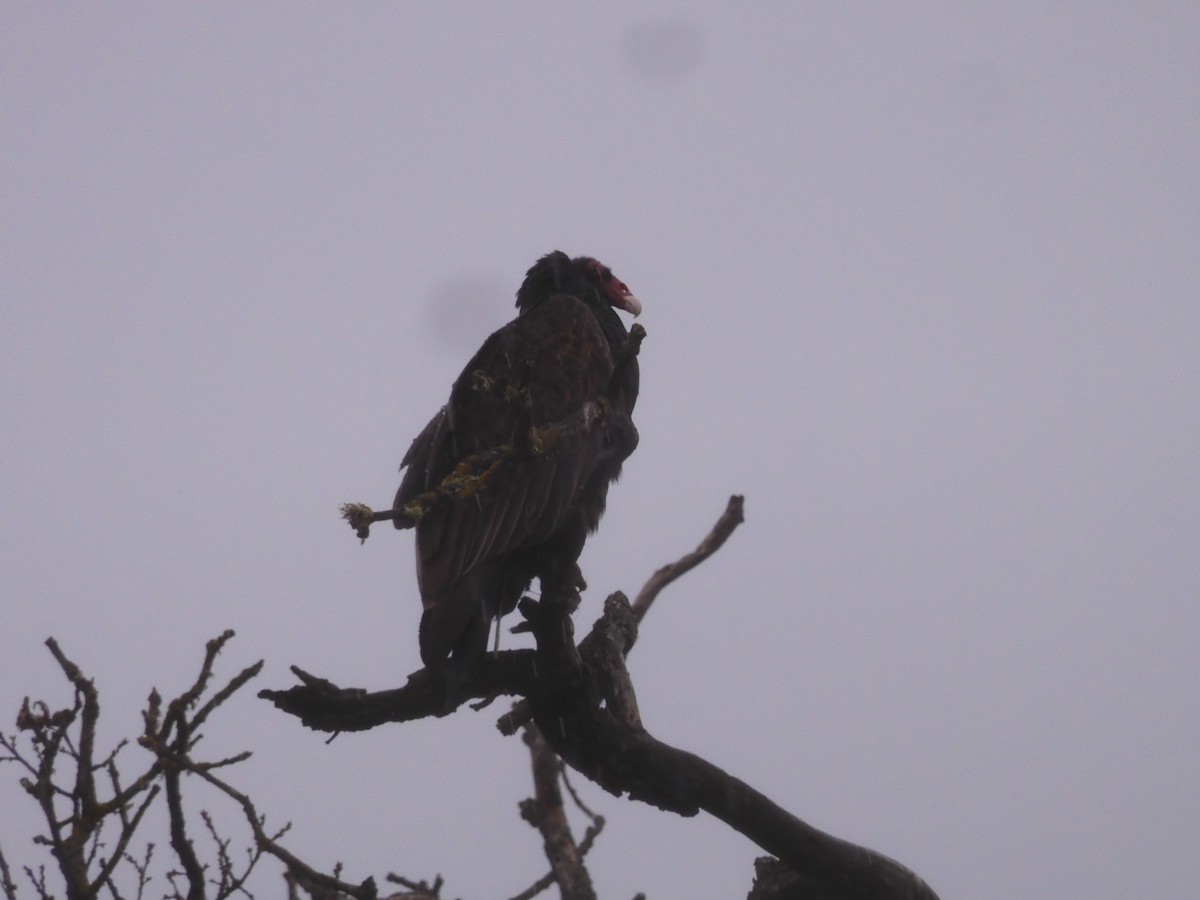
617,291,642,317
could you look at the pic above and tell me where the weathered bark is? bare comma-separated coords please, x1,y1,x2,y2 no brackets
262,592,938,900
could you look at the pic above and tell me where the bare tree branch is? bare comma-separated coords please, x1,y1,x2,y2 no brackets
152,751,376,900
264,492,939,900
259,652,537,732
7,633,307,900
506,868,554,900
631,493,745,620
494,496,743,738
5,479,935,900
0,843,18,900
9,642,181,900
164,741,206,900
118,844,154,900
23,865,49,900
382,872,442,900
155,632,252,900
526,594,939,900
516,723,595,900
89,781,159,895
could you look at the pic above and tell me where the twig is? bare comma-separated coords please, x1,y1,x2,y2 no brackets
23,865,49,900
191,661,265,736
89,782,159,894
0,843,18,900
383,873,442,899
161,630,238,743
158,636,244,900
558,766,598,825
8,634,273,900
631,494,744,619
121,843,154,900
163,753,376,900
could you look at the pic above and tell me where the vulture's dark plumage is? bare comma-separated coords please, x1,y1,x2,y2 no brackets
395,251,641,669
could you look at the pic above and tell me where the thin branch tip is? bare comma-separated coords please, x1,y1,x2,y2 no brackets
632,492,747,618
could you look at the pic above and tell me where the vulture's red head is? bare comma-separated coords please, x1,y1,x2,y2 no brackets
516,251,642,317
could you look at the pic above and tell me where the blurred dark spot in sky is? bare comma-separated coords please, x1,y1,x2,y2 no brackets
426,273,511,351
620,16,705,83
934,60,1017,125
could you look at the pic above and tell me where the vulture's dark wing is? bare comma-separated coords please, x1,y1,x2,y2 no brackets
395,293,619,663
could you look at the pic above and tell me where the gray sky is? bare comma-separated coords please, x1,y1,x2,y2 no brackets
3,5,1198,898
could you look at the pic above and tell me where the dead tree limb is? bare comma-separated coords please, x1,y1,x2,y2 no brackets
0,844,18,900
5,634,382,900
631,493,745,621
535,596,937,900
154,749,377,900
265,495,940,900
515,723,596,900
495,493,743,737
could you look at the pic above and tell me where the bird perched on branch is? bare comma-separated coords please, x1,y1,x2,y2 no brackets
395,251,642,671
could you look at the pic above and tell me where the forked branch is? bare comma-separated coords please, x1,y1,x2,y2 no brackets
267,493,940,898
5,634,378,900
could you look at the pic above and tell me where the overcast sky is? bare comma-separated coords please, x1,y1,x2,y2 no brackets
3,5,1198,898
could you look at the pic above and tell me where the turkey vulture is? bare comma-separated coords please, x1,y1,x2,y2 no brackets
395,251,642,670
